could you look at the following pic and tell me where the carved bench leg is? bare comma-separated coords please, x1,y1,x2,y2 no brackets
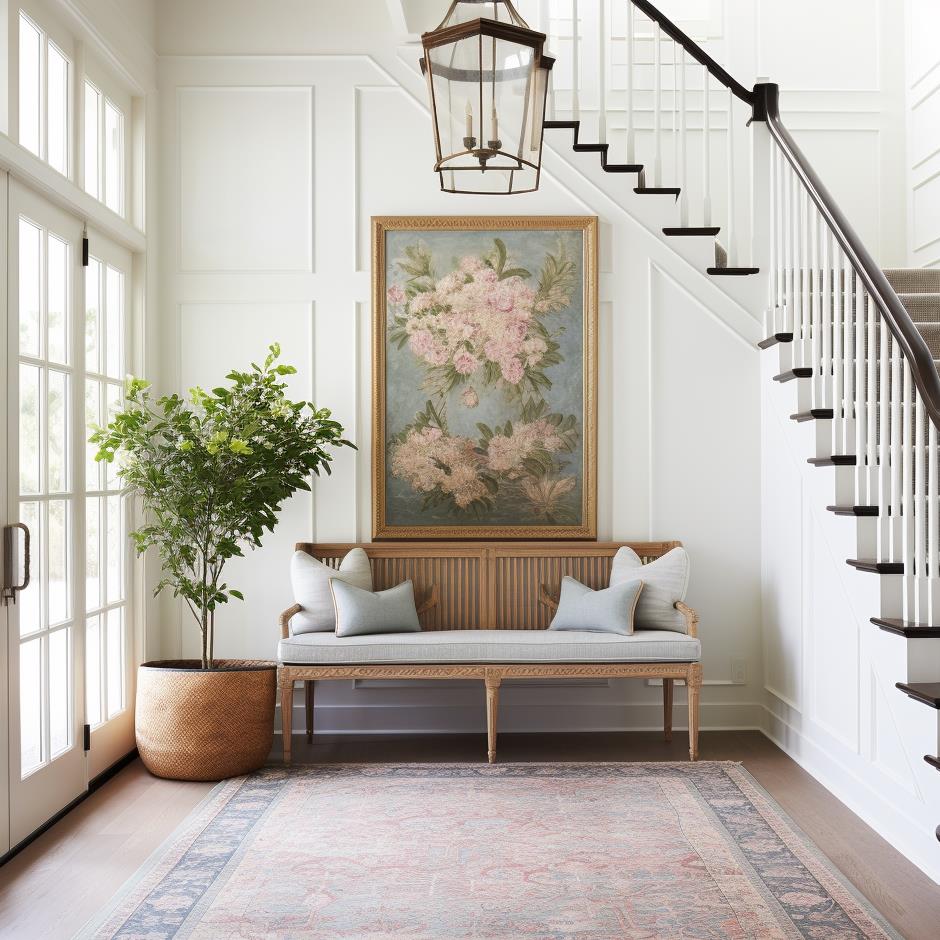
305,680,315,742
663,678,674,743
687,664,703,761
279,671,294,765
485,675,501,764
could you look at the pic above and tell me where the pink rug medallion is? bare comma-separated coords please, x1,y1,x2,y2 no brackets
79,762,899,939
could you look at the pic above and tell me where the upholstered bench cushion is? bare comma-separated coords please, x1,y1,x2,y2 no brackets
277,629,700,665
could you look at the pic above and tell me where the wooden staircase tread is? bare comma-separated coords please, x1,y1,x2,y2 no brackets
773,368,813,382
873,618,940,638
758,332,793,349
791,409,834,422
896,682,940,708
601,164,644,173
707,267,761,275
635,187,680,196
925,755,940,770
663,227,721,236
847,559,905,574
827,505,879,516
808,455,857,466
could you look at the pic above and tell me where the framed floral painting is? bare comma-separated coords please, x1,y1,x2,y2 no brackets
372,216,597,540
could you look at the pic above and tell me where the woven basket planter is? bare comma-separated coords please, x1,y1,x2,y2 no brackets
136,660,276,781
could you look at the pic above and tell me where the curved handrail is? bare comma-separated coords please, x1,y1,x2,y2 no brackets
629,0,753,104
755,82,940,429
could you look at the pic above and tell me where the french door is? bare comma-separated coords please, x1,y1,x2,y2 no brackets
3,180,134,849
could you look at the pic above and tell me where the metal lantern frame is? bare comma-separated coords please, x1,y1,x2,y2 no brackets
420,1,555,195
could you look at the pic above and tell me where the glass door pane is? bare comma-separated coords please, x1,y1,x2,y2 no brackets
7,183,85,848
84,230,134,779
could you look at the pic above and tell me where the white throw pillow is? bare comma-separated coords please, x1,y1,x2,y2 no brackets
609,546,690,633
289,548,372,634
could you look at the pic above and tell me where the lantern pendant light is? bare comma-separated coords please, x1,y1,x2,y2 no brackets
420,0,555,194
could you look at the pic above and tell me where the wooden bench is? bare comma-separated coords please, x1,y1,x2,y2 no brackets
277,541,701,763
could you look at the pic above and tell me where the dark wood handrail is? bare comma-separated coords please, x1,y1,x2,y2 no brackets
755,82,940,430
629,0,754,104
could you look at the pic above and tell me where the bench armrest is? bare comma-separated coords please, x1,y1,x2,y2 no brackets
538,584,559,614
279,603,302,639
675,601,699,638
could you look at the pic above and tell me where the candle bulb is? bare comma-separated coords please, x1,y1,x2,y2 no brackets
465,100,473,139
491,106,499,142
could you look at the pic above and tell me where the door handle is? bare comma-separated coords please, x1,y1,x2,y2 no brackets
2,522,30,605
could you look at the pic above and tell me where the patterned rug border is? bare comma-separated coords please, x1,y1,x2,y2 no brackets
75,761,902,940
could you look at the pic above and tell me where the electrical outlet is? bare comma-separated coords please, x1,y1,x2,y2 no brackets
730,658,748,685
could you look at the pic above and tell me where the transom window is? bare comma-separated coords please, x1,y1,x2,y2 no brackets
83,80,125,216
19,11,71,176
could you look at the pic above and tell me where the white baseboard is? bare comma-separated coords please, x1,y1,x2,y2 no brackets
761,706,940,885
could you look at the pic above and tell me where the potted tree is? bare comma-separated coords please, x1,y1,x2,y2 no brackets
92,344,354,781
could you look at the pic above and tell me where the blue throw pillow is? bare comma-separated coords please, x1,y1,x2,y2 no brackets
330,578,421,637
548,576,644,636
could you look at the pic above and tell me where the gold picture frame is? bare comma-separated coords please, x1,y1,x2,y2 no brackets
372,215,598,540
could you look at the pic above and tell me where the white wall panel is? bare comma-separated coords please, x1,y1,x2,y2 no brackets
178,86,313,272
650,265,762,694
908,0,940,87
756,0,880,92
178,302,314,658
912,172,940,254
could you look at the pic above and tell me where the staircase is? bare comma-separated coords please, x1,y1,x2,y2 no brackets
534,0,940,864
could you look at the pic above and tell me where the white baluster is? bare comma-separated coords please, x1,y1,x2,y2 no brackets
855,287,867,504
790,169,801,363
877,321,890,563
843,256,854,453
702,68,711,226
866,295,877,503
671,40,678,186
832,238,844,454
810,205,820,409
625,1,634,163
896,342,912,564
928,419,938,619
914,394,926,620
902,361,913,619
653,23,662,186
597,0,606,143
801,187,810,373
726,87,736,265
768,145,777,333
821,218,831,411
572,0,580,121
678,49,687,226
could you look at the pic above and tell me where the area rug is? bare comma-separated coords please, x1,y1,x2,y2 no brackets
77,762,899,939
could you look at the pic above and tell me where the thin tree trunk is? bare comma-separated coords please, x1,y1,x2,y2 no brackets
208,608,215,669
201,610,209,670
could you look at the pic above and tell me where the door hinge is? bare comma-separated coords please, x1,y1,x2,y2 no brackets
83,724,91,751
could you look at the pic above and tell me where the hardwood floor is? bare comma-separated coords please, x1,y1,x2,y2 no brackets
0,730,938,939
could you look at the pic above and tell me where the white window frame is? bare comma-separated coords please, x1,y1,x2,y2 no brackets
16,5,73,178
